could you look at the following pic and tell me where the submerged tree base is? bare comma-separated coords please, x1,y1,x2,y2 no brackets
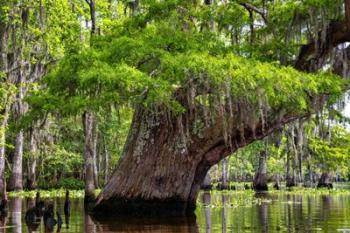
317,173,333,189
93,197,196,217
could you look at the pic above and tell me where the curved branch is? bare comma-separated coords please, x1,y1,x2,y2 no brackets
295,20,350,72
239,2,268,24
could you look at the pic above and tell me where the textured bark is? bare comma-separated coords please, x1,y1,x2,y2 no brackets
253,151,268,191
83,111,96,202
94,101,306,216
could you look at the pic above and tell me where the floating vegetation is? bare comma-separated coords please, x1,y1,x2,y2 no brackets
7,189,101,198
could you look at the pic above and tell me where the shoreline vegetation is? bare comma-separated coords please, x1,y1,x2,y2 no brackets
6,184,350,199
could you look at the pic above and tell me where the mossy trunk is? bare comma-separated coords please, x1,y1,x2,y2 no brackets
94,102,303,216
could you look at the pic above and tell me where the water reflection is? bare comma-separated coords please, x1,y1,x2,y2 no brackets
202,193,211,233
221,194,227,233
0,191,348,232
91,216,199,233
197,191,350,233
10,197,22,233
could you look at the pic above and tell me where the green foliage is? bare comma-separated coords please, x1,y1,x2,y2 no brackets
55,178,84,190
8,189,87,198
30,5,344,119
309,126,350,176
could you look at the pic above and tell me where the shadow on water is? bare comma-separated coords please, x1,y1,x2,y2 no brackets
2,196,199,233
91,215,199,233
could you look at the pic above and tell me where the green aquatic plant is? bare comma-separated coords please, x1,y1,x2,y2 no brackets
7,189,101,198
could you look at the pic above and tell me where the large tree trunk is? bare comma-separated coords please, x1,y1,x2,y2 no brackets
253,150,268,191
94,103,303,216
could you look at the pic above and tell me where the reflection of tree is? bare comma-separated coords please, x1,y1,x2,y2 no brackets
293,195,303,229
286,194,292,233
0,203,6,233
10,198,22,233
257,203,268,233
306,196,313,232
221,194,227,233
91,215,199,233
202,192,211,233
320,195,332,232
25,198,40,233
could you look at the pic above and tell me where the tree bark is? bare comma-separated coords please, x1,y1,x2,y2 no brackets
83,0,98,202
83,111,96,202
253,150,268,191
8,67,25,191
94,101,304,216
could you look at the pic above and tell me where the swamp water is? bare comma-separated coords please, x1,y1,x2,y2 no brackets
1,191,350,233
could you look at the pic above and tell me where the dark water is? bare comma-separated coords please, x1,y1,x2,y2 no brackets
1,191,350,233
